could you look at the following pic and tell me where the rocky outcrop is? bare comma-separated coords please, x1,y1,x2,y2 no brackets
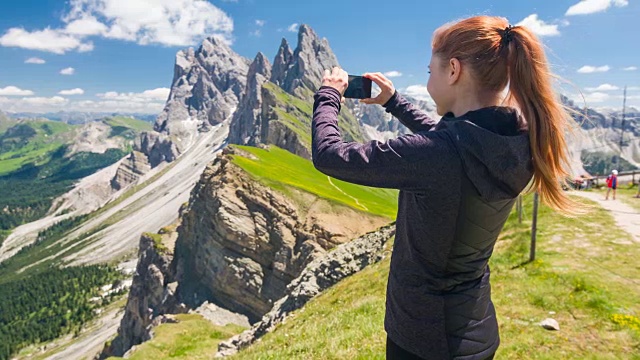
135,131,180,168
100,231,183,358
173,146,386,321
228,53,272,146
216,224,396,356
257,83,312,159
68,121,127,155
270,24,339,97
129,35,250,175
155,36,249,147
110,151,151,191
270,39,293,88
100,144,389,357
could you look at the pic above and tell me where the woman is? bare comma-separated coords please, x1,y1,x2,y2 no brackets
311,16,575,359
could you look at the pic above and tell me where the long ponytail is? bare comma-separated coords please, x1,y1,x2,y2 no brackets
505,26,576,213
432,16,577,214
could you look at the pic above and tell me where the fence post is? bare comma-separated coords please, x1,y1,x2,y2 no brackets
530,192,539,262
517,196,523,224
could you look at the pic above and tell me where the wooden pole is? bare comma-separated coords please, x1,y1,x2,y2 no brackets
530,192,539,262
517,196,523,224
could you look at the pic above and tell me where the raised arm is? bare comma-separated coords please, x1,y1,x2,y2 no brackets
312,81,457,191
382,90,438,133
360,72,437,133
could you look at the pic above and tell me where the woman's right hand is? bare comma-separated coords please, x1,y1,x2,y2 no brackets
360,72,396,105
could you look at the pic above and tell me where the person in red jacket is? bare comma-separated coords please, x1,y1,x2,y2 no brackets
605,169,618,200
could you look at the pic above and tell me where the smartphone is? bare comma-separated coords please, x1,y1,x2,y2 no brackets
343,75,372,99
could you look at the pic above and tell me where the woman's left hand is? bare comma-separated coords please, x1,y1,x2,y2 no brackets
322,67,348,96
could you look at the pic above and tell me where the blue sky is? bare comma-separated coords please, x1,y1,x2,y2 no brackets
0,0,638,114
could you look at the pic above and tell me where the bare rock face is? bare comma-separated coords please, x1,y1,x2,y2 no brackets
110,151,151,191
156,36,250,140
258,84,312,159
270,38,293,88
68,121,127,155
228,52,272,146
129,35,249,175
271,24,339,97
172,146,384,322
216,224,396,356
135,131,180,168
99,232,182,358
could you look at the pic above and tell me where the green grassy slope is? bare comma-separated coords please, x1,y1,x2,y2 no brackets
231,145,398,219
0,120,76,176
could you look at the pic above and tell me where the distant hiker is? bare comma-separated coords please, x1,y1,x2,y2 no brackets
605,169,618,200
312,16,577,360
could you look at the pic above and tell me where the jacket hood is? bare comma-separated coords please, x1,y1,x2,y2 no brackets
441,106,533,200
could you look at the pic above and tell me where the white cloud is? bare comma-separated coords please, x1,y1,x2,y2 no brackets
97,88,170,102
0,0,234,54
256,20,265,27
585,83,619,91
0,96,69,112
0,28,93,54
516,14,560,37
250,29,261,37
0,86,35,96
384,71,403,78
58,88,85,95
572,91,611,103
60,67,75,75
66,0,234,46
287,23,299,32
623,66,637,71
403,85,433,102
64,16,108,36
566,0,628,16
0,88,170,113
25,57,45,64
577,65,610,73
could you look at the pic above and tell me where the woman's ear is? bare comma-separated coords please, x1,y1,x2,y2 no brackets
448,58,461,85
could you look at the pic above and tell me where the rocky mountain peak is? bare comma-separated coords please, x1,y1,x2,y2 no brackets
270,38,293,87
228,53,272,146
272,24,339,96
249,52,271,79
152,36,249,154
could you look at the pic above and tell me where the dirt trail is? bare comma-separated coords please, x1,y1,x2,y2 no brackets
571,190,640,243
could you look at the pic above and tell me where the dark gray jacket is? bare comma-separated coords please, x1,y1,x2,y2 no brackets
312,86,533,359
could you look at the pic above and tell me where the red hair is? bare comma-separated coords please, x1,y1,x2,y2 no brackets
433,16,576,213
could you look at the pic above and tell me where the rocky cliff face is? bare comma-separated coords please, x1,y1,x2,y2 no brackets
217,224,396,356
270,39,293,88
228,53,272,146
100,144,389,357
274,25,339,97
100,231,182,358
155,36,249,137
107,36,250,194
110,151,151,191
229,24,363,159
172,146,386,321
130,36,249,172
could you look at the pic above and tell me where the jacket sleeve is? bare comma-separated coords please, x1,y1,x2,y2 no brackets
382,90,438,133
312,86,455,191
